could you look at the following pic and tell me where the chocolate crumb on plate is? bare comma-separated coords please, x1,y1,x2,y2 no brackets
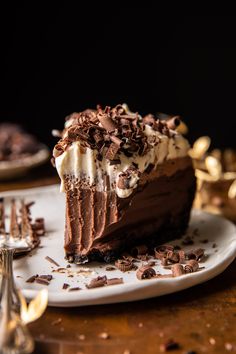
136,265,156,280
39,274,53,281
185,248,204,261
105,266,116,271
200,239,209,244
106,278,123,286
35,277,50,286
62,283,70,290
26,274,38,283
184,260,199,273
182,236,194,245
45,256,60,267
115,259,133,272
171,264,185,277
69,287,81,291
86,276,107,289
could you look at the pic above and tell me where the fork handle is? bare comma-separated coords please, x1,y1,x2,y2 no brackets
0,247,21,313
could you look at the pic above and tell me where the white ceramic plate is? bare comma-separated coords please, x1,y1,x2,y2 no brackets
1,185,236,307
0,145,50,180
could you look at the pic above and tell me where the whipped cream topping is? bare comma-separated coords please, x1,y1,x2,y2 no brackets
55,124,190,198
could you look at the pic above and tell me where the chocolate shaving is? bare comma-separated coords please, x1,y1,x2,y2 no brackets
69,287,81,291
62,283,70,290
45,256,60,267
26,274,38,283
171,264,185,277
154,245,174,260
106,278,123,286
39,274,53,281
182,236,194,245
185,248,204,261
86,276,107,289
115,259,133,272
98,109,117,132
136,265,156,280
166,250,179,264
105,266,116,271
184,260,199,273
35,277,50,286
105,143,119,160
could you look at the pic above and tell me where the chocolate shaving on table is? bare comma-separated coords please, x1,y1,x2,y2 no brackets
86,276,107,289
10,199,20,238
185,248,204,261
171,264,185,277
184,260,199,273
0,198,6,235
115,259,133,272
45,256,60,267
131,244,148,257
106,278,123,286
136,265,156,280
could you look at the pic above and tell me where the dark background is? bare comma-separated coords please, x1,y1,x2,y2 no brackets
1,8,236,149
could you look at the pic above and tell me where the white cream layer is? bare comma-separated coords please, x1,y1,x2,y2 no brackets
55,125,190,198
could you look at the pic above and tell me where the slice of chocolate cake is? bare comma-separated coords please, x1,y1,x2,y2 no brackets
53,104,196,263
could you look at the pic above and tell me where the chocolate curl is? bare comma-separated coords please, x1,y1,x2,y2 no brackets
178,250,186,263
110,134,123,147
185,248,204,261
143,114,156,126
105,143,119,161
131,244,148,257
166,116,181,130
171,264,185,277
106,278,123,286
86,276,107,289
10,199,20,238
98,110,117,132
0,198,5,235
136,265,156,280
154,245,174,260
184,260,199,273
166,250,179,264
115,259,133,272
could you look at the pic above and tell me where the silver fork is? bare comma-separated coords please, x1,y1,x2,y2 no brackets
0,198,37,354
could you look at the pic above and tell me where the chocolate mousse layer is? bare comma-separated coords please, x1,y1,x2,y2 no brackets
64,156,195,263
53,104,196,263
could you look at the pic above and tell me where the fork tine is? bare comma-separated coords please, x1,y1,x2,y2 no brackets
0,197,6,235
20,200,34,241
10,199,21,238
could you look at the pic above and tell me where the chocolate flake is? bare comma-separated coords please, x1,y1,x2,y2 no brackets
26,274,38,283
115,259,133,272
136,265,156,280
185,248,204,261
45,256,60,267
106,278,123,286
86,276,107,289
62,283,70,290
184,260,199,273
105,266,116,271
171,264,185,277
35,277,50,286
69,287,81,291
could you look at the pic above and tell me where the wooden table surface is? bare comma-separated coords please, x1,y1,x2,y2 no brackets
1,163,236,354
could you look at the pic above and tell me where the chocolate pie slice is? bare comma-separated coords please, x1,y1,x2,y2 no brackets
53,105,196,263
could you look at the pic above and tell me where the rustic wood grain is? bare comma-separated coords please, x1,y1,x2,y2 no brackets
1,165,235,354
